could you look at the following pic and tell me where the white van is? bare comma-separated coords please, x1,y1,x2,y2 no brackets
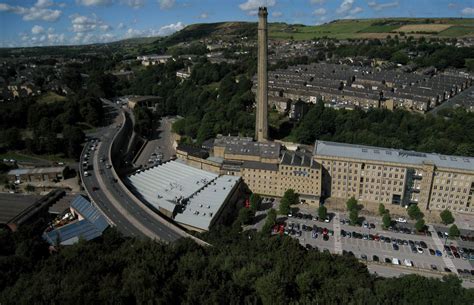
392,258,400,265
403,259,413,267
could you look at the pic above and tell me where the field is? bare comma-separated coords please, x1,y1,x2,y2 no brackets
395,24,453,33
267,18,474,40
439,26,474,37
37,91,67,104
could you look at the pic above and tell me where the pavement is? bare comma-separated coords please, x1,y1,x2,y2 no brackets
134,117,176,168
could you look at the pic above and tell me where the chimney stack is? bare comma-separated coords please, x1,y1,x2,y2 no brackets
256,7,268,142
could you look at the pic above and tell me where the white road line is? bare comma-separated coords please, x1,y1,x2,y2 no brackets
428,225,458,274
333,212,343,254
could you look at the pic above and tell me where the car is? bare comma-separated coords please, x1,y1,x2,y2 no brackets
328,230,334,236
435,250,442,257
361,254,367,260
363,234,369,240
322,228,328,235
403,240,408,246
305,244,312,250
106,164,112,169
384,237,391,243
369,234,374,240
461,253,468,260
396,217,407,223
373,235,380,241
311,231,318,239
429,249,435,255
408,240,415,246
373,255,379,262
324,216,330,223
444,245,451,252
450,245,458,252
403,259,413,267
417,247,424,254
415,241,421,247
84,171,90,177
453,252,460,259
323,235,329,241
460,235,467,241
444,268,452,273
392,258,400,265
312,216,319,221
296,213,303,219
287,212,293,217
396,239,403,245
410,246,417,253
362,221,368,228
341,230,346,237
420,241,427,249
392,244,399,251
384,257,391,263
430,264,438,271
369,223,376,229
437,231,443,238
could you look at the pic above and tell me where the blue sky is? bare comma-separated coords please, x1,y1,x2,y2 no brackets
0,0,473,47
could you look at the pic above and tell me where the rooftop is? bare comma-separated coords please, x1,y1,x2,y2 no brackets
280,150,319,169
43,195,109,245
314,140,474,171
8,166,66,176
214,135,281,159
0,193,41,224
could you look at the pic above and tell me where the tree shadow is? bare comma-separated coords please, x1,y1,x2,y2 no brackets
251,214,267,225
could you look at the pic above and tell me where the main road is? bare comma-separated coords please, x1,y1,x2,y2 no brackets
80,100,205,244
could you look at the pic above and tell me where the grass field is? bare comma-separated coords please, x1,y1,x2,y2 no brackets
438,26,474,37
358,25,400,33
267,18,474,40
38,91,67,104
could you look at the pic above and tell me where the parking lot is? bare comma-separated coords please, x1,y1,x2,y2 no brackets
274,207,474,280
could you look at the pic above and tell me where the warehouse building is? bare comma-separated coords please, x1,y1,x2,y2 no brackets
7,166,66,183
127,160,241,232
43,195,109,246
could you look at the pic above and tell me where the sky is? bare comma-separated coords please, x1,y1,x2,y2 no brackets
0,0,473,48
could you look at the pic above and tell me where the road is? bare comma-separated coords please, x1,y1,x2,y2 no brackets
80,101,185,242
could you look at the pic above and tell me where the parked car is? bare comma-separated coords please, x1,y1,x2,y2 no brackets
435,250,442,257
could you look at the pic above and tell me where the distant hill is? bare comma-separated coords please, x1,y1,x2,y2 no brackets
161,22,257,46
270,18,474,40
159,18,474,44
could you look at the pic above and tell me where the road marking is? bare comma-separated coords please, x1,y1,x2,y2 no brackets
333,212,343,254
428,225,458,274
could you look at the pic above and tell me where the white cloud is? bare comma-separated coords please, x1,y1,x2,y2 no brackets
117,22,125,29
461,7,474,15
157,21,184,36
448,3,456,9
75,0,112,6
157,0,174,9
367,0,399,11
336,0,354,15
0,2,62,22
313,8,326,15
310,0,325,4
198,12,209,19
121,0,145,8
350,6,363,14
35,0,54,8
69,13,112,32
239,0,276,14
272,11,282,17
32,25,45,34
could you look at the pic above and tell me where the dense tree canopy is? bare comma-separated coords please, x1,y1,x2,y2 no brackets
1,225,473,305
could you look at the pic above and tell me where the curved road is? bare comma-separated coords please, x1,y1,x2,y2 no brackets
80,101,189,242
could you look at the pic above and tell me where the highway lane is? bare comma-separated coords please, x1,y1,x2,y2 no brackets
81,101,183,242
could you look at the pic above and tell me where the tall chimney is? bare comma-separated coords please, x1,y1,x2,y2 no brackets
256,7,268,142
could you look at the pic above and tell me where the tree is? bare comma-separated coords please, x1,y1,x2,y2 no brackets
282,189,299,205
378,203,386,216
250,193,261,212
25,185,35,193
440,209,454,225
415,218,426,232
448,224,460,239
279,197,290,215
262,208,277,234
382,212,391,229
318,205,327,220
407,204,423,220
349,209,359,226
238,207,253,225
346,196,358,212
